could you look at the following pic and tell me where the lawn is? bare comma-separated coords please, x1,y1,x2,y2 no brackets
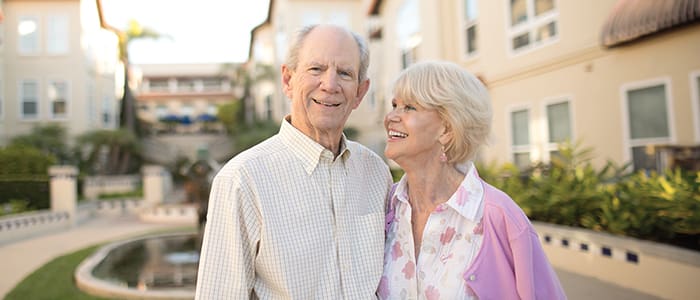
4,244,107,300
5,227,196,300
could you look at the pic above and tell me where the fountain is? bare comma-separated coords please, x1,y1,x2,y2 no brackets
75,232,198,299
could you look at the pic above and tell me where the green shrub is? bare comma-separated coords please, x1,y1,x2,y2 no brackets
479,141,699,251
232,120,279,155
0,145,54,210
0,145,56,176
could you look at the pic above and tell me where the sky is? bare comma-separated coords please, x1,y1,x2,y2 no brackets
100,0,270,64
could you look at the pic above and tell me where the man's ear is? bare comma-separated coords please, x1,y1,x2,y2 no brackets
281,64,293,99
353,79,370,109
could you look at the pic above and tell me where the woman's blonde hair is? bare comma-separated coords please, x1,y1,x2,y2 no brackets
392,61,492,163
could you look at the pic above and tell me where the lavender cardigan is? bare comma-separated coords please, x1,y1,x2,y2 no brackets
385,179,567,299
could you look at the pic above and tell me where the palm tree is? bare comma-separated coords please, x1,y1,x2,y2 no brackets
117,20,165,136
219,62,276,124
76,129,140,175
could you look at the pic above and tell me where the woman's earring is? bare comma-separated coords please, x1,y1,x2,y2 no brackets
440,145,448,163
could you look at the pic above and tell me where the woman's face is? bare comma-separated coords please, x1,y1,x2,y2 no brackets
384,97,446,166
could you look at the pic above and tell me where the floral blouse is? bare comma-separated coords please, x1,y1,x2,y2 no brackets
379,162,485,300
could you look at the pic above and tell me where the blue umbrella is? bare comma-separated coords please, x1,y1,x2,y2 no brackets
197,114,218,122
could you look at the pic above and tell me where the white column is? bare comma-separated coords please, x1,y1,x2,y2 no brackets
142,165,166,205
49,165,78,223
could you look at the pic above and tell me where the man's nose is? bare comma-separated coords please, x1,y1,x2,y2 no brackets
320,72,340,92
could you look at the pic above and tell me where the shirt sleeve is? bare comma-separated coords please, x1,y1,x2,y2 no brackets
195,167,261,299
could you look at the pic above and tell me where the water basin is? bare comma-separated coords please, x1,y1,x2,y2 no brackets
75,232,199,299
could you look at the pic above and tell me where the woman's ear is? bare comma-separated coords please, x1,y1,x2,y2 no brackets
439,122,452,143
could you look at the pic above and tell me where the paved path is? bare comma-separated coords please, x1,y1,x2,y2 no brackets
0,215,185,299
0,215,662,300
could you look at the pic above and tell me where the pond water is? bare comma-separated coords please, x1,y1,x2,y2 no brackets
90,233,199,291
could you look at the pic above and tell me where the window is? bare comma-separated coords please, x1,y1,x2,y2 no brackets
508,0,557,52
87,82,97,123
177,79,196,92
511,108,531,169
462,0,478,57
546,100,572,158
625,83,672,172
149,79,169,92
102,95,112,127
207,104,218,116
48,80,69,119
21,80,40,119
156,105,168,119
397,0,421,69
47,15,69,54
18,16,40,55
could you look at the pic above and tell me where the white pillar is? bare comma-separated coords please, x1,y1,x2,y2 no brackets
49,165,78,223
142,165,166,205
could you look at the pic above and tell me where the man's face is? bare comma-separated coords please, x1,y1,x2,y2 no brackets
282,26,369,139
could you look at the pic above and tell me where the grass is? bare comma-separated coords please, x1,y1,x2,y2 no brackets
5,226,197,300
4,245,107,300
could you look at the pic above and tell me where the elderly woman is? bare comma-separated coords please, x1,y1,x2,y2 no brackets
379,61,566,299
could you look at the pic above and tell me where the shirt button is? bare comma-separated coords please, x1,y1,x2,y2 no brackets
468,274,476,281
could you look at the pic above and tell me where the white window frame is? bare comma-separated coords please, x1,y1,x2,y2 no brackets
48,79,69,119
87,82,97,124
691,70,700,143
102,94,113,128
398,0,421,69
46,14,69,55
506,0,558,56
19,79,41,120
620,77,676,169
508,105,534,169
18,15,41,55
541,96,574,162
459,0,479,60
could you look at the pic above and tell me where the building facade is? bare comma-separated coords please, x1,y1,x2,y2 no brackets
133,63,235,163
364,0,700,172
1,0,121,146
248,0,390,155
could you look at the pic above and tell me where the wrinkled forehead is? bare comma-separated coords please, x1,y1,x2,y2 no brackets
299,27,360,68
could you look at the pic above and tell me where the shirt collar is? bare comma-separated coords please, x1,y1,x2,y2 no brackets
279,116,350,175
393,161,484,222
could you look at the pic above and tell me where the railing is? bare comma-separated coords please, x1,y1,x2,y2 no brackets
83,175,141,200
534,221,700,300
0,211,72,245
0,197,196,245
139,203,198,224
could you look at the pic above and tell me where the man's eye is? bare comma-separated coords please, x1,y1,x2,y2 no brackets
339,71,353,80
308,67,322,74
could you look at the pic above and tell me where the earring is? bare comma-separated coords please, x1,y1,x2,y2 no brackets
440,145,448,163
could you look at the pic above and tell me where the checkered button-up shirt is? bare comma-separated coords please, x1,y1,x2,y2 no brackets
195,118,393,299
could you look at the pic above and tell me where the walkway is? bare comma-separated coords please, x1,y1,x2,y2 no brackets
0,215,662,300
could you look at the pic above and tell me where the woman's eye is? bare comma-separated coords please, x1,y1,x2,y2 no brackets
403,105,416,111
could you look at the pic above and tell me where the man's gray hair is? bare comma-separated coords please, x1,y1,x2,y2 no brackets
285,24,370,82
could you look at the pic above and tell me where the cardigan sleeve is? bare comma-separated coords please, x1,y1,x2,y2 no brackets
510,228,567,299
